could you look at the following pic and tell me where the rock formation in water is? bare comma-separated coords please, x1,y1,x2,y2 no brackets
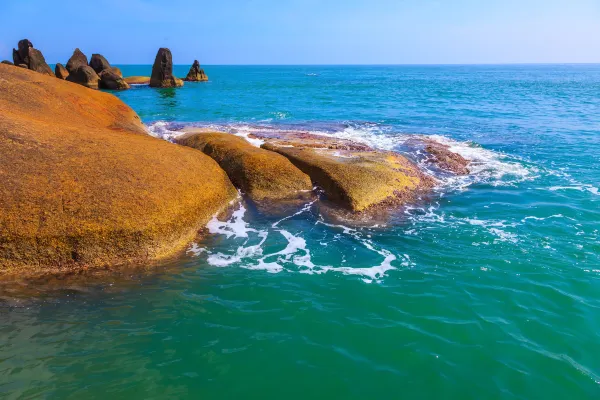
11,39,53,76
0,63,237,277
423,140,470,175
66,48,89,74
66,65,100,89
150,48,183,88
177,132,313,203
98,69,130,90
184,60,208,82
54,63,69,79
124,76,150,85
89,54,112,74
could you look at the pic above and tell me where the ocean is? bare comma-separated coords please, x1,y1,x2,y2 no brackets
1,65,599,398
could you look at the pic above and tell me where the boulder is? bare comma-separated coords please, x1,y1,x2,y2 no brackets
0,64,237,277
89,53,111,74
11,39,52,76
112,67,123,78
98,69,130,90
124,76,150,85
27,48,53,76
55,63,69,79
1,60,13,65
254,132,435,212
66,48,88,73
16,64,27,69
150,48,183,88
177,131,313,202
184,60,208,82
66,65,100,89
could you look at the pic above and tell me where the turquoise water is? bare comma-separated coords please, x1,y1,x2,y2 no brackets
2,65,600,398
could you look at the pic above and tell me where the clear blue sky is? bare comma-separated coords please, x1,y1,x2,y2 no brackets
1,0,599,65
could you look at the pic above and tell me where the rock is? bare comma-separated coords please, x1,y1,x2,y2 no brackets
13,39,32,65
89,53,111,74
0,64,237,277
150,48,183,88
1,60,13,65
66,48,88,73
16,64,28,69
11,40,53,76
184,60,208,82
112,67,123,78
55,63,69,79
27,48,53,76
124,76,150,85
66,65,100,89
255,132,435,212
177,131,313,202
422,140,470,175
98,69,130,90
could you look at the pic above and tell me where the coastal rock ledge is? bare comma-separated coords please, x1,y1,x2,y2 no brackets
0,64,237,277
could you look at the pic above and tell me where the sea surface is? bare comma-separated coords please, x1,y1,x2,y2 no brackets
1,65,600,399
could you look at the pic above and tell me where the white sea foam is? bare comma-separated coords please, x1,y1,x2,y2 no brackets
549,185,599,196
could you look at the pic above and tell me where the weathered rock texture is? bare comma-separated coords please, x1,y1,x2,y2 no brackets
54,63,69,79
150,48,183,88
124,76,151,85
0,64,237,277
177,132,312,202
423,140,470,175
66,48,88,73
112,67,123,78
99,70,130,90
11,39,53,76
89,53,111,74
184,60,208,82
66,65,100,89
253,131,435,212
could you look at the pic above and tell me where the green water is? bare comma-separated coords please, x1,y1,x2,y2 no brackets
1,65,599,399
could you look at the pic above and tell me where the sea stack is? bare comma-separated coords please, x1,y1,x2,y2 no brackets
65,48,100,89
150,48,184,88
11,39,53,76
89,53,129,90
184,60,208,82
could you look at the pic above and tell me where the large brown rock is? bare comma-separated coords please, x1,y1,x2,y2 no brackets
11,40,53,76
184,60,208,82
177,131,313,202
99,69,130,90
66,65,100,89
150,48,183,88
254,132,435,212
112,67,123,78
55,63,69,79
0,64,237,277
89,53,111,74
66,48,88,73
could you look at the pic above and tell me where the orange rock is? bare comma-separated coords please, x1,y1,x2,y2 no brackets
0,64,237,277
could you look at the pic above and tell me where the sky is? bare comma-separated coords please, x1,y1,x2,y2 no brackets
0,0,599,65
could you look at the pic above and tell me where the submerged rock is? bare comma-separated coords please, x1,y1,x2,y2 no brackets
184,60,208,82
66,48,88,74
124,76,150,85
55,63,69,79
66,65,100,89
422,140,470,175
0,64,237,277
150,48,183,88
11,39,53,76
177,131,313,202
98,69,130,90
254,132,435,212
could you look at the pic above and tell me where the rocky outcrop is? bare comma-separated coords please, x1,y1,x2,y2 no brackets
150,48,183,88
177,132,313,202
99,69,130,90
66,65,100,89
1,60,13,65
0,64,237,277
124,76,151,85
112,67,123,78
184,60,208,82
11,39,53,76
252,132,435,212
54,63,69,79
89,54,111,74
422,140,470,175
66,48,88,73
